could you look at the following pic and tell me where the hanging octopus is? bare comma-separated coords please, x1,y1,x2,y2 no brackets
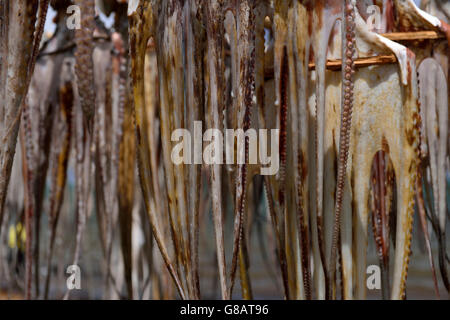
0,0,448,300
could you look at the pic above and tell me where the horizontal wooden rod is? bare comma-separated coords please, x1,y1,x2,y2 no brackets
306,31,444,71
263,22,443,41
380,30,444,41
264,54,397,78
308,55,397,71
263,30,446,78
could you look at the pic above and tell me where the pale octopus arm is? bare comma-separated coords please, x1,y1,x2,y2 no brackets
351,9,420,300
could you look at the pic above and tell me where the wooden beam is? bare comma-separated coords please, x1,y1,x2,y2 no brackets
262,31,445,78
308,55,397,71
264,55,397,79
381,30,444,41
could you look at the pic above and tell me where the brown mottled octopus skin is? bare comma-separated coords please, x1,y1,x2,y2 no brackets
25,2,68,300
92,1,136,300
184,0,204,300
0,0,50,299
253,1,291,300
156,0,202,300
370,151,395,299
350,8,420,300
228,0,256,299
130,0,207,300
122,0,445,301
262,2,420,298
265,0,311,300
26,0,52,299
74,0,96,131
314,0,448,300
291,0,423,300
117,43,135,300
274,0,341,300
0,1,39,237
205,0,229,300
129,0,188,300
93,28,117,299
157,3,188,298
393,0,449,295
62,0,96,301
44,56,74,300
110,6,135,300
270,0,315,300
271,0,292,299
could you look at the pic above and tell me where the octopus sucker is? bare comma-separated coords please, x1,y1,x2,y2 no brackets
329,0,356,299
311,0,342,299
390,55,420,300
68,1,97,298
74,0,96,132
228,0,256,298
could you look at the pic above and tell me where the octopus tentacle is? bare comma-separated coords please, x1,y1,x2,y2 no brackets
418,57,449,293
205,0,229,300
184,0,204,299
129,0,186,300
0,1,39,238
44,74,73,299
415,165,440,298
311,0,341,299
329,0,356,298
229,0,256,297
284,0,314,300
370,151,393,300
67,1,97,298
254,1,290,300
74,0,96,131
111,9,134,298
21,99,35,300
271,0,292,299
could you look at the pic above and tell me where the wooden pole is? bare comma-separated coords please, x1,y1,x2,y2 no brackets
262,30,444,78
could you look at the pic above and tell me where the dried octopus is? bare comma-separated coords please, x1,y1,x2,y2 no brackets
0,0,448,300
127,0,449,300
